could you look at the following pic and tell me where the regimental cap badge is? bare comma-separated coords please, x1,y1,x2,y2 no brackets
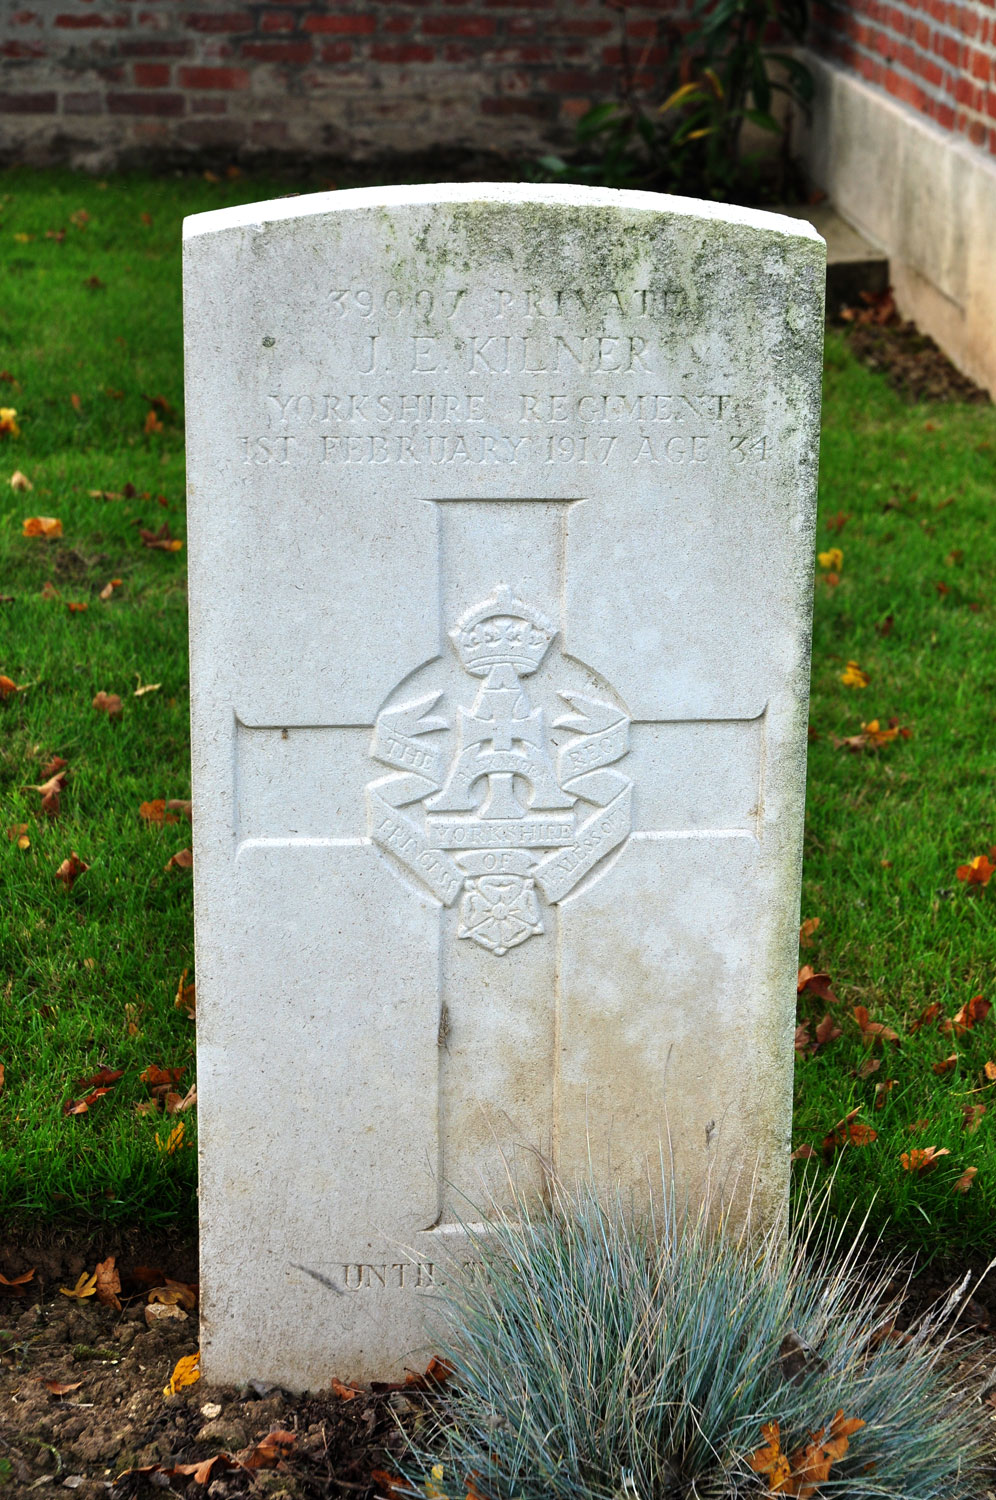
449,583,556,679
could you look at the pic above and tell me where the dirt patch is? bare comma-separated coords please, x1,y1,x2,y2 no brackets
0,1239,428,1498
837,291,990,405
2,1239,994,1497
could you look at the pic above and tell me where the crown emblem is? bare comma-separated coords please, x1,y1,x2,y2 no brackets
449,584,556,678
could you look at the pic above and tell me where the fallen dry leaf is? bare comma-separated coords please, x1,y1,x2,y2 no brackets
839,660,870,688
853,1005,899,1046
140,522,182,551
984,1060,996,1083
330,1377,362,1400
38,1378,83,1396
60,1270,98,1300
909,1001,943,1033
10,469,31,491
962,1104,987,1133
932,1054,958,1076
92,691,122,717
22,516,61,539
63,1086,111,1117
24,769,67,817
74,1066,124,1091
164,1350,200,1396
239,1428,296,1471
148,1278,197,1312
98,578,123,601
873,1078,897,1109
134,674,161,697
942,994,992,1036
797,966,840,1005
55,852,88,890
956,854,995,886
165,847,193,872
94,1255,122,1310
799,917,820,947
0,1268,34,1295
175,968,196,1020
140,799,179,825
144,409,164,435
168,798,192,820
954,1167,978,1193
901,1146,951,1173
0,674,29,699
156,1121,187,1154
40,581,59,600
141,1064,185,1088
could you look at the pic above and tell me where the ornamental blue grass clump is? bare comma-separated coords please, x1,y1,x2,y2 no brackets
399,1170,991,1500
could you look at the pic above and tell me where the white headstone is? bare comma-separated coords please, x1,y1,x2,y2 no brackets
183,183,824,1390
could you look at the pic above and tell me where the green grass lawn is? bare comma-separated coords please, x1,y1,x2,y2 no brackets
1,169,995,1252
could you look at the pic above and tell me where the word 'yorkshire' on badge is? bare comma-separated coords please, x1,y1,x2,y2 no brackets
367,585,632,955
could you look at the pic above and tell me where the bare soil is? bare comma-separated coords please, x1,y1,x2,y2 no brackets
0,1234,427,1498
837,292,991,405
2,1233,996,1497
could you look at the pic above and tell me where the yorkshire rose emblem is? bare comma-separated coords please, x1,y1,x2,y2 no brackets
366,586,632,956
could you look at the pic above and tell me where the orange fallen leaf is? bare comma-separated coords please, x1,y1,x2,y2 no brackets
932,1055,957,1076
42,755,68,778
74,1066,124,1091
901,1146,950,1173
10,469,32,491
140,522,182,552
55,852,88,890
747,1420,792,1488
60,1270,98,1299
853,1006,899,1046
908,1001,942,1033
167,798,192,820
165,847,193,872
94,1255,121,1310
22,516,62,539
40,581,60,600
954,1167,978,1193
798,917,820,947
144,409,164,435
239,1428,296,1470
66,600,88,614
156,1121,187,1154
92,691,122,717
330,1377,362,1400
370,1471,411,1500
797,966,840,1005
63,1086,110,1116
791,1143,817,1161
38,1378,83,1396
175,969,196,1020
148,1278,197,1311
98,578,123,601
0,674,29,699
840,660,870,688
956,854,995,886
962,1104,986,1133
140,799,178,825
0,406,20,435
140,1064,185,1087
942,995,992,1036
24,770,67,817
163,1350,200,1395
0,1268,34,1294
873,1078,896,1108
984,1060,996,1083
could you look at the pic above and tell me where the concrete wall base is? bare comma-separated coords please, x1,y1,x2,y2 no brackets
797,52,996,397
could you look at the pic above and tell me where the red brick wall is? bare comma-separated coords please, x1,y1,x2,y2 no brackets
809,0,996,155
0,0,680,168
